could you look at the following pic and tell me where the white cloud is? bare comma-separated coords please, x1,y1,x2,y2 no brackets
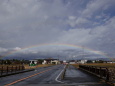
82,0,113,18
0,47,8,52
14,47,22,51
68,16,76,20
67,17,90,27
56,28,92,45
75,18,90,25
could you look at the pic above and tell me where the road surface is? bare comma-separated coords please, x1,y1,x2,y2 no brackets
62,65,111,86
0,64,111,86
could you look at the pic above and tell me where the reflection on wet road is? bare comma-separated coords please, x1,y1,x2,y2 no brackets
63,65,111,86
0,65,111,86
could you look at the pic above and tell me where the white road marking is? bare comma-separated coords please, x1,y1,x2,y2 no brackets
55,65,66,83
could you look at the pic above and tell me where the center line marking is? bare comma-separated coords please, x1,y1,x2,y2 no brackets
4,68,53,86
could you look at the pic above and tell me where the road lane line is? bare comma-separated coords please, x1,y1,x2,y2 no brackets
55,65,66,83
4,68,53,86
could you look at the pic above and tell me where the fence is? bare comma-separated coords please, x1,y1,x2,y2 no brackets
79,65,115,84
0,65,25,76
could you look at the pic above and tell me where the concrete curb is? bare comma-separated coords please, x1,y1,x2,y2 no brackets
60,67,66,80
55,65,67,83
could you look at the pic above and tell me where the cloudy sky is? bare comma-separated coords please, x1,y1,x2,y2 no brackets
0,0,115,60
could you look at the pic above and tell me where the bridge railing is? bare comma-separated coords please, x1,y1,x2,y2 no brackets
79,65,115,84
0,65,25,76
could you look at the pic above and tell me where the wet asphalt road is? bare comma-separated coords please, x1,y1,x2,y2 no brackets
63,65,111,86
0,65,64,86
0,65,111,86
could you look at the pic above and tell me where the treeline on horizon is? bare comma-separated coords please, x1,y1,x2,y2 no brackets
0,59,44,65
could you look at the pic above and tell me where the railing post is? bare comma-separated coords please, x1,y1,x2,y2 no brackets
0,68,2,75
11,66,13,73
19,65,20,71
94,67,96,73
1,66,3,76
99,67,102,78
22,65,25,70
7,66,8,74
15,66,17,72
105,68,110,82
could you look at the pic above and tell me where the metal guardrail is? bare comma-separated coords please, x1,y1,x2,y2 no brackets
0,65,25,76
79,65,115,85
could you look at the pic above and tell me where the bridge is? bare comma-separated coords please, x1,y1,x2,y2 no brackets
0,64,114,86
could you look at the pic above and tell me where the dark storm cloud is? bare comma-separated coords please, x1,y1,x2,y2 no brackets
0,0,115,59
